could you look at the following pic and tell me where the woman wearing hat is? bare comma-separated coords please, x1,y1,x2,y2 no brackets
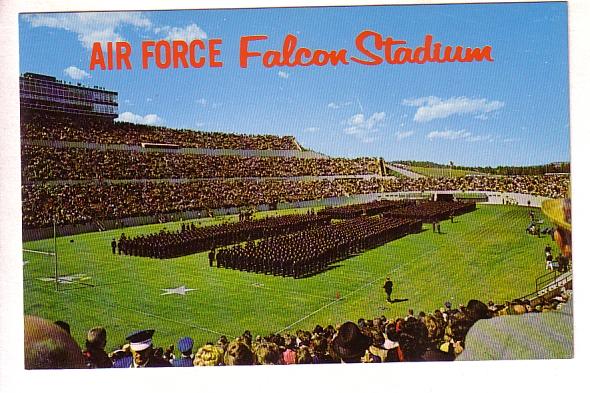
330,321,372,363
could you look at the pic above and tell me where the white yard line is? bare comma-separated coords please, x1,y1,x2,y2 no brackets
22,249,56,256
275,264,407,334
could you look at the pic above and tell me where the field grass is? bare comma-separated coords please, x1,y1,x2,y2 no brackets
23,204,553,354
409,166,484,178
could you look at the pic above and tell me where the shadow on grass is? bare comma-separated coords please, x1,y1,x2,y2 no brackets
295,264,342,279
388,298,409,304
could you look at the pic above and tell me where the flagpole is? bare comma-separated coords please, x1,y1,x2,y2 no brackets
54,215,58,291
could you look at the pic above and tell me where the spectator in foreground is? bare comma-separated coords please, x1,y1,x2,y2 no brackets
254,342,283,365
223,340,254,365
83,326,112,368
113,329,171,368
54,320,71,335
172,337,194,367
282,335,298,365
24,315,86,369
296,346,313,364
396,317,429,361
194,344,224,366
331,321,371,363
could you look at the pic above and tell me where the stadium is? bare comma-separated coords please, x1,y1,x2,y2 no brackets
20,71,573,368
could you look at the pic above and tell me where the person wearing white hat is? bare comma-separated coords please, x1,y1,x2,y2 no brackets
113,329,171,368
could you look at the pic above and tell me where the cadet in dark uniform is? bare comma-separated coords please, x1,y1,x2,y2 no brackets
113,329,171,368
383,277,393,302
208,248,216,267
111,238,117,254
172,337,194,367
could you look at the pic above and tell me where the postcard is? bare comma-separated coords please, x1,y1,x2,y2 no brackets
2,0,585,390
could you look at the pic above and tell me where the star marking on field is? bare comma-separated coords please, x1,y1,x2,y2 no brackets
160,285,197,296
38,273,90,284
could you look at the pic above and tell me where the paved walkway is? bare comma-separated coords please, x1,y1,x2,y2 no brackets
385,164,425,178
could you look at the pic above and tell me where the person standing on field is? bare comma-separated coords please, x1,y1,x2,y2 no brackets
383,277,393,302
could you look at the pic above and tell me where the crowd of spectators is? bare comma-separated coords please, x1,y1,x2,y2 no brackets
21,113,299,150
25,289,571,369
22,174,569,228
21,178,387,228
21,145,379,181
21,110,570,229
405,175,569,200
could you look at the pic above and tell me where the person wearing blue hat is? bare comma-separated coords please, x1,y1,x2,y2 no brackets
113,329,171,368
172,336,194,367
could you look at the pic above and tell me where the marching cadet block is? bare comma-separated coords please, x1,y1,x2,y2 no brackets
115,212,330,259
215,216,422,278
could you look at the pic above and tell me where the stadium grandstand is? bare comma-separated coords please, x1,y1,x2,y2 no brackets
21,73,573,368
20,73,569,235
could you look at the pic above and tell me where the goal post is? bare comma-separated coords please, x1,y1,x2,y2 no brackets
22,219,59,291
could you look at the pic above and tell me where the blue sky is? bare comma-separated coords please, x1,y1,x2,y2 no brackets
18,2,570,166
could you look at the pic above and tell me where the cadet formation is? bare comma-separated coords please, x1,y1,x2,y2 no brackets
112,200,474,277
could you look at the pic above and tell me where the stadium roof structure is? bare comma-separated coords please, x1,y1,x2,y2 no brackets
20,72,118,120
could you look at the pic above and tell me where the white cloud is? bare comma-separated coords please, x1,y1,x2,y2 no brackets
115,112,163,125
394,130,414,141
155,23,207,41
278,71,289,79
23,15,208,53
466,134,494,143
196,98,207,106
344,112,385,133
328,101,352,109
343,112,386,143
427,129,471,140
63,66,90,80
304,127,320,133
403,96,505,122
23,12,152,49
426,129,493,143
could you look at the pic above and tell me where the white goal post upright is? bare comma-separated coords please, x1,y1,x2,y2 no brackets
53,217,58,291
22,215,59,291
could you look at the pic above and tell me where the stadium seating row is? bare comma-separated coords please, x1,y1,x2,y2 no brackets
22,112,300,150
21,144,379,181
22,175,569,228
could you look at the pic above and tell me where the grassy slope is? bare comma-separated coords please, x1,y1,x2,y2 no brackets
409,166,483,178
23,205,551,353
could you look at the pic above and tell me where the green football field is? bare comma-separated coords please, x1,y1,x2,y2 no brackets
23,204,552,353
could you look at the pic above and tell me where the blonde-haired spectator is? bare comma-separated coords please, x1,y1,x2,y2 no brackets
194,344,224,366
